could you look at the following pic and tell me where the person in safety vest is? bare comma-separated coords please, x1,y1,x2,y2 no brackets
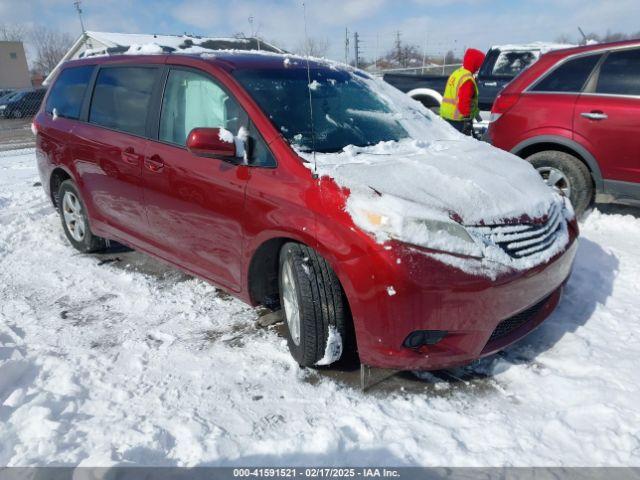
440,48,486,136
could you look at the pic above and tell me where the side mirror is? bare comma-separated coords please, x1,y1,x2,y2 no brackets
186,127,237,159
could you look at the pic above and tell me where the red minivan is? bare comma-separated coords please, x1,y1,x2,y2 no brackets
35,51,578,371
488,40,640,216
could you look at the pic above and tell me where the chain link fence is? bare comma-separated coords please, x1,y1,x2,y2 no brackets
0,87,45,151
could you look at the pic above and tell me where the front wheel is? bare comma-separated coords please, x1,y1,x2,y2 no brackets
527,150,593,218
279,243,350,367
58,180,107,253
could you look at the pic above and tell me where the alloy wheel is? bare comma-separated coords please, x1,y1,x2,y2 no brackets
281,258,301,346
62,191,86,242
537,166,571,198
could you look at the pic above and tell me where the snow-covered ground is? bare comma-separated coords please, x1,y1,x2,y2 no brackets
1,149,639,466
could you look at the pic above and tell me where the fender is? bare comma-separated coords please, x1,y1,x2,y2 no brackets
511,135,604,192
406,88,443,106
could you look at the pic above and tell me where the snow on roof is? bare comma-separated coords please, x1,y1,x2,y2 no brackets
80,31,284,58
490,42,576,53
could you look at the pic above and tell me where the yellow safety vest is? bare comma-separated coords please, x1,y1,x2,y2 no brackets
440,67,479,121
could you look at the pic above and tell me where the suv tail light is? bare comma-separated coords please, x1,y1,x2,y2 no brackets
490,92,520,122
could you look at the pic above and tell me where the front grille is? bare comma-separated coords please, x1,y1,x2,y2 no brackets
487,294,551,344
468,203,563,258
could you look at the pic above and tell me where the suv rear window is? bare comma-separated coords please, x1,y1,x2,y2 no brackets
89,66,158,136
45,66,94,119
491,50,540,77
531,54,601,93
596,48,640,96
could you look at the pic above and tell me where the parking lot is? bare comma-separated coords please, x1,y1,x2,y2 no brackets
0,119,33,152
1,147,639,466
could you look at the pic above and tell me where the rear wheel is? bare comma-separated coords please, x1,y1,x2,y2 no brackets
412,95,441,115
279,242,350,367
12,109,22,119
527,150,593,217
58,180,107,253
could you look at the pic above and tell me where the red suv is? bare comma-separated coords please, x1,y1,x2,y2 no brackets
35,52,578,372
488,40,640,216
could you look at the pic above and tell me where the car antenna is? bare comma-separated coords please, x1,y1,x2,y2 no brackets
302,1,318,179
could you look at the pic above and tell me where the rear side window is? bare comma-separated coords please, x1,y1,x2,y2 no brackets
596,49,640,96
45,66,94,119
89,67,158,136
531,54,601,93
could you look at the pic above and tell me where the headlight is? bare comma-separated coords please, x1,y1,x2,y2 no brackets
353,208,483,258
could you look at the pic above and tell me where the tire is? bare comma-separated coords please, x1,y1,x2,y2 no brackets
58,180,107,253
12,110,22,119
413,96,441,116
279,242,350,367
527,150,593,217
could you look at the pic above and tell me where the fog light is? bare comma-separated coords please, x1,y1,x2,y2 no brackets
403,330,447,349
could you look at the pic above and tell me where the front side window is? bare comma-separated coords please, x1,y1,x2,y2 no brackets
596,49,640,96
89,66,158,136
45,65,94,120
159,69,248,146
531,54,601,93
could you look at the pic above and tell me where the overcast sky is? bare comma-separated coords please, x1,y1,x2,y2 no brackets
1,0,639,61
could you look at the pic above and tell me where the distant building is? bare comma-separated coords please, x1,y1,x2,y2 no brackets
45,31,285,85
0,41,31,89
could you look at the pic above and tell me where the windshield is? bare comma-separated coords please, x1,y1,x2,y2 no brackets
1,91,23,103
233,67,410,153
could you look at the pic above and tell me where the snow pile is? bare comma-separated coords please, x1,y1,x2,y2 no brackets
1,150,640,466
491,42,577,54
315,326,343,366
218,128,235,143
297,72,569,276
125,43,165,55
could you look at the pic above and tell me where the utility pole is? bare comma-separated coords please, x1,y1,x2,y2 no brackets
375,33,379,72
353,31,363,68
395,31,402,67
73,0,85,33
421,32,428,74
344,28,349,65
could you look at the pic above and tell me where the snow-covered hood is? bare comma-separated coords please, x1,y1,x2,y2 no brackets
307,138,560,227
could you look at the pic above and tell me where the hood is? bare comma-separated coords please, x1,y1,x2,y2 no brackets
311,138,559,227
463,48,485,73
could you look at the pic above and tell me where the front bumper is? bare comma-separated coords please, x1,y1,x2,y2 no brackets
340,227,578,371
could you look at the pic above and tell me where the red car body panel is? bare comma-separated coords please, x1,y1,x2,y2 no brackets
488,39,640,201
36,52,579,371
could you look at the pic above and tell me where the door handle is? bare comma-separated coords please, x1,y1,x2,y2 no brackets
581,111,608,121
121,147,141,165
484,81,498,87
144,155,165,173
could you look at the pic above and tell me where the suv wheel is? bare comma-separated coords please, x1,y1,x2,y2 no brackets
12,109,22,119
58,180,107,253
527,150,593,217
279,242,349,367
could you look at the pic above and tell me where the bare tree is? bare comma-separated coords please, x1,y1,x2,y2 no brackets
557,29,640,46
0,23,28,41
294,37,330,58
30,26,74,76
